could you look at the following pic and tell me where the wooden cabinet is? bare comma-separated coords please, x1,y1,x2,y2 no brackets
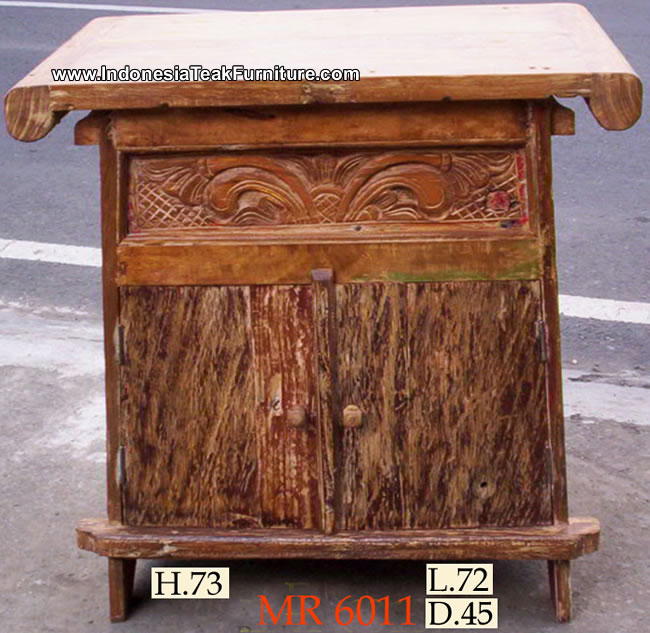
6,3,642,625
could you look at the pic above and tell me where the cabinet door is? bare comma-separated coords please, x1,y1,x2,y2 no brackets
119,285,323,529
119,282,551,531
337,280,552,530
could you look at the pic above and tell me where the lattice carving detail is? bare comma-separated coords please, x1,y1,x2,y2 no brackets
128,149,528,232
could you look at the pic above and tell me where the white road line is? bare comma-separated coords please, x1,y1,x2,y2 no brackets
0,237,102,267
1,237,649,325
558,295,650,326
0,1,207,13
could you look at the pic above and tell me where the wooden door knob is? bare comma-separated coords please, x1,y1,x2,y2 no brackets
286,405,308,427
342,404,363,428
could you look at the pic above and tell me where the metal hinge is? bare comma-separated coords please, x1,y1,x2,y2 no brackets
536,319,548,363
116,445,126,488
114,324,126,365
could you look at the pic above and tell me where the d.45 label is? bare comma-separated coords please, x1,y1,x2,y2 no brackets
425,598,498,629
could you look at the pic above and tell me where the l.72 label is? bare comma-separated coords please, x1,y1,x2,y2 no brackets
426,564,493,596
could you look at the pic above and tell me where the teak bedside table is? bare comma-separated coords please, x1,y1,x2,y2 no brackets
5,3,642,623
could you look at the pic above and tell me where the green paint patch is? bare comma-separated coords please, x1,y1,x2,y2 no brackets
387,270,488,283
350,260,540,283
349,238,542,283
503,259,541,279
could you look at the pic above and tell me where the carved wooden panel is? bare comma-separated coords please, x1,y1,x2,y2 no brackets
120,285,322,528
128,149,528,232
336,281,552,530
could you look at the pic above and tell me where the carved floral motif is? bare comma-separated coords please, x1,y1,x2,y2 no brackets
128,149,528,232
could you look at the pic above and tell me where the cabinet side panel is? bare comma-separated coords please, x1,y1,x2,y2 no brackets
120,286,260,527
250,285,321,529
98,128,122,522
337,283,409,530
406,281,552,528
532,102,569,522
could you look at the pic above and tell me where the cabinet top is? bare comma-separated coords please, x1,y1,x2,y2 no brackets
4,3,642,141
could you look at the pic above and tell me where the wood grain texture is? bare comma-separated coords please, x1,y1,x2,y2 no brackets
550,99,575,136
98,127,123,523
111,101,528,149
120,286,260,527
108,558,135,622
5,5,642,140
250,285,321,528
120,285,325,529
3,85,62,143
587,72,643,131
336,281,552,530
337,283,407,530
548,560,572,622
77,517,600,561
406,281,552,528
116,237,542,286
127,149,528,232
120,222,538,243
74,111,106,145
312,270,338,534
532,102,569,524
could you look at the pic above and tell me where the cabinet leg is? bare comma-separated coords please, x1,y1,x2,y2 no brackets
108,558,136,622
547,560,571,622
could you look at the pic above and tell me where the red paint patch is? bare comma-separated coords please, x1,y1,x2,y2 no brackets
486,190,511,212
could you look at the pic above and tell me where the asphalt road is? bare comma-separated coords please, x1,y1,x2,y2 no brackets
1,0,648,373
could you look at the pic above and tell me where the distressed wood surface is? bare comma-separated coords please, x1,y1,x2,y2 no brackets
249,285,321,528
337,283,407,530
108,558,135,622
311,270,338,534
121,222,537,243
77,517,600,560
116,237,542,286
549,560,572,622
3,84,63,143
74,111,106,145
336,281,552,530
5,4,642,141
120,286,260,527
111,101,528,149
127,149,528,232
120,285,327,529
532,101,569,524
550,99,575,136
408,282,551,527
99,127,123,523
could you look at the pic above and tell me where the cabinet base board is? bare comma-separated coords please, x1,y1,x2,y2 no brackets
78,517,598,561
